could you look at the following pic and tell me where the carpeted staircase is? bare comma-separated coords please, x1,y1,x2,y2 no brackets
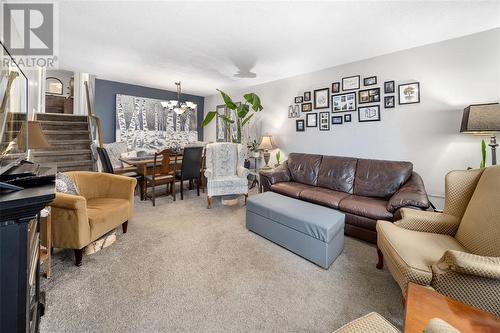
31,113,95,172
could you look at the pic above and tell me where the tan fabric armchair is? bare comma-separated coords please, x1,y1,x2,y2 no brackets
49,171,137,266
376,166,500,315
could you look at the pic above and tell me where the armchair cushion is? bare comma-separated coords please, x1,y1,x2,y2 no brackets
87,198,131,240
387,172,430,212
377,220,465,293
431,250,500,315
395,209,460,236
206,175,248,196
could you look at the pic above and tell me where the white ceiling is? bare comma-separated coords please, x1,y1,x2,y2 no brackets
57,1,500,97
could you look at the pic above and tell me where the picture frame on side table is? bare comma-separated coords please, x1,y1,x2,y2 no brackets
296,119,305,132
332,116,343,125
306,113,318,127
358,105,381,122
331,82,340,93
344,114,352,122
342,75,360,91
304,91,311,101
319,112,330,131
313,88,330,109
359,88,380,104
301,102,312,112
295,96,303,103
384,80,395,93
384,96,395,109
398,82,420,105
363,76,377,86
331,92,356,112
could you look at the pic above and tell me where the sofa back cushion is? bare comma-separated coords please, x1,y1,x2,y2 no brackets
455,165,500,256
354,159,413,198
317,156,357,193
287,153,322,186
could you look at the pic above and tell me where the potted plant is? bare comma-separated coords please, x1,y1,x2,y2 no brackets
274,150,281,167
247,140,260,158
202,89,263,144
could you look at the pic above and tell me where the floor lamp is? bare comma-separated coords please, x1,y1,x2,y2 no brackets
461,103,500,165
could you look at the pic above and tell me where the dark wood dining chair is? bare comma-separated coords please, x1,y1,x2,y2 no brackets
175,146,204,200
97,147,144,200
145,148,177,206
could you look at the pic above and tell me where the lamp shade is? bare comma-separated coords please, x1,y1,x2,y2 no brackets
460,103,500,134
20,121,51,149
258,135,275,150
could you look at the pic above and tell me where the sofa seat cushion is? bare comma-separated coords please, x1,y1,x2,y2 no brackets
377,221,466,292
270,182,314,198
338,195,393,220
299,187,350,209
87,198,130,241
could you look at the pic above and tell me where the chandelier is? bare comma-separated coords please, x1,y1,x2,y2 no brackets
161,81,197,115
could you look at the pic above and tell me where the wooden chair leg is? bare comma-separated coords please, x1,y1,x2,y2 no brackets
139,179,144,201
376,247,384,269
74,249,83,267
207,196,212,209
189,179,193,190
180,180,184,200
196,178,200,196
172,181,176,201
152,183,156,207
122,220,128,233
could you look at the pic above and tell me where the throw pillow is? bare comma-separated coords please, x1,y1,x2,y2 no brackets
55,173,79,195
103,142,128,169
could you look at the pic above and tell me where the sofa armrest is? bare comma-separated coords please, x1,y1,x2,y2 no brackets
237,166,249,178
394,208,460,235
431,250,500,315
51,192,87,211
259,162,290,192
388,172,430,212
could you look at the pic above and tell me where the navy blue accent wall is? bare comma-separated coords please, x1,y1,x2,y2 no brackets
94,79,205,143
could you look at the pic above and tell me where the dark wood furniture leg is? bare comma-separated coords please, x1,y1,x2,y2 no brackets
244,193,248,205
152,181,156,207
207,196,212,209
376,247,384,269
180,180,184,200
172,181,176,201
122,220,128,233
74,249,83,266
196,178,200,196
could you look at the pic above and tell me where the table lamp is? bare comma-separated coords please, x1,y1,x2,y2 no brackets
460,103,500,165
258,135,275,169
16,120,52,152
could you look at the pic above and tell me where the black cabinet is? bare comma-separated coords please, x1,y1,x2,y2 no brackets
0,184,55,333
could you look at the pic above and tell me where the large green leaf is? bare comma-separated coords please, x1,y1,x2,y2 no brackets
219,115,234,124
244,93,263,112
241,113,254,127
201,111,217,127
217,89,237,110
237,104,250,118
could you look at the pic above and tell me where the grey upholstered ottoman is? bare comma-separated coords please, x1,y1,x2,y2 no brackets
246,191,345,269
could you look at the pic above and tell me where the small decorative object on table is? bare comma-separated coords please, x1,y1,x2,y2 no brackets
274,150,281,167
247,139,260,158
259,135,275,169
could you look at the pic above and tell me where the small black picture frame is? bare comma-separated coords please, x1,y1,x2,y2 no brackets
313,88,330,109
342,75,360,91
331,82,340,93
398,82,420,105
358,88,380,104
295,96,303,103
306,113,318,127
331,116,343,125
296,119,305,132
358,105,381,122
331,92,357,113
384,80,395,93
319,112,330,131
303,91,311,102
363,76,377,86
301,102,312,112
344,114,352,122
384,96,395,109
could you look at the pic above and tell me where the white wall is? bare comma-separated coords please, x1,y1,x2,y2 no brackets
204,28,500,200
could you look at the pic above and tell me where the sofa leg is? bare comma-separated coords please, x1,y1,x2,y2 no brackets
207,196,212,209
122,220,128,234
74,249,83,267
376,247,384,270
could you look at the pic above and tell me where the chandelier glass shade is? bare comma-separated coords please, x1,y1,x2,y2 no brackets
160,82,197,115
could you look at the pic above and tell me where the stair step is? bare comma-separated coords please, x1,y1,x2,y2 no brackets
31,149,92,157
38,140,92,151
58,165,94,172
7,112,27,121
43,131,91,140
55,160,94,167
39,121,89,130
36,113,88,122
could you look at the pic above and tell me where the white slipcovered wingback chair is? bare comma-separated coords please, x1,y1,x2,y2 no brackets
204,143,249,208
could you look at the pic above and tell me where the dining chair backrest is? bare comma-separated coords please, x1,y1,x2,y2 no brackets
97,147,115,174
153,148,176,179
181,146,204,180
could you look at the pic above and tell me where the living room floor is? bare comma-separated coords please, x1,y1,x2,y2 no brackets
40,190,404,333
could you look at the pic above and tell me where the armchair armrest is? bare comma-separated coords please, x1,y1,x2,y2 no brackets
237,166,249,178
387,172,430,212
204,168,213,179
431,250,500,315
51,192,87,211
259,162,290,192
394,208,460,235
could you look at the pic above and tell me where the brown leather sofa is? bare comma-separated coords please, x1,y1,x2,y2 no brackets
259,153,430,243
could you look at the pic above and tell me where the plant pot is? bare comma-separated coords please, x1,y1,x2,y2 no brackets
252,152,260,158
244,160,251,169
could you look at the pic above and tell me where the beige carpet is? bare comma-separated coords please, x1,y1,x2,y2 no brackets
40,189,404,332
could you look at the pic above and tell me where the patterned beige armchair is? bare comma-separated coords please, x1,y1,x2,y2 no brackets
204,142,249,208
376,165,500,315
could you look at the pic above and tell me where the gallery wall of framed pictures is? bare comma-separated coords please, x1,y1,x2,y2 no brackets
290,74,420,132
